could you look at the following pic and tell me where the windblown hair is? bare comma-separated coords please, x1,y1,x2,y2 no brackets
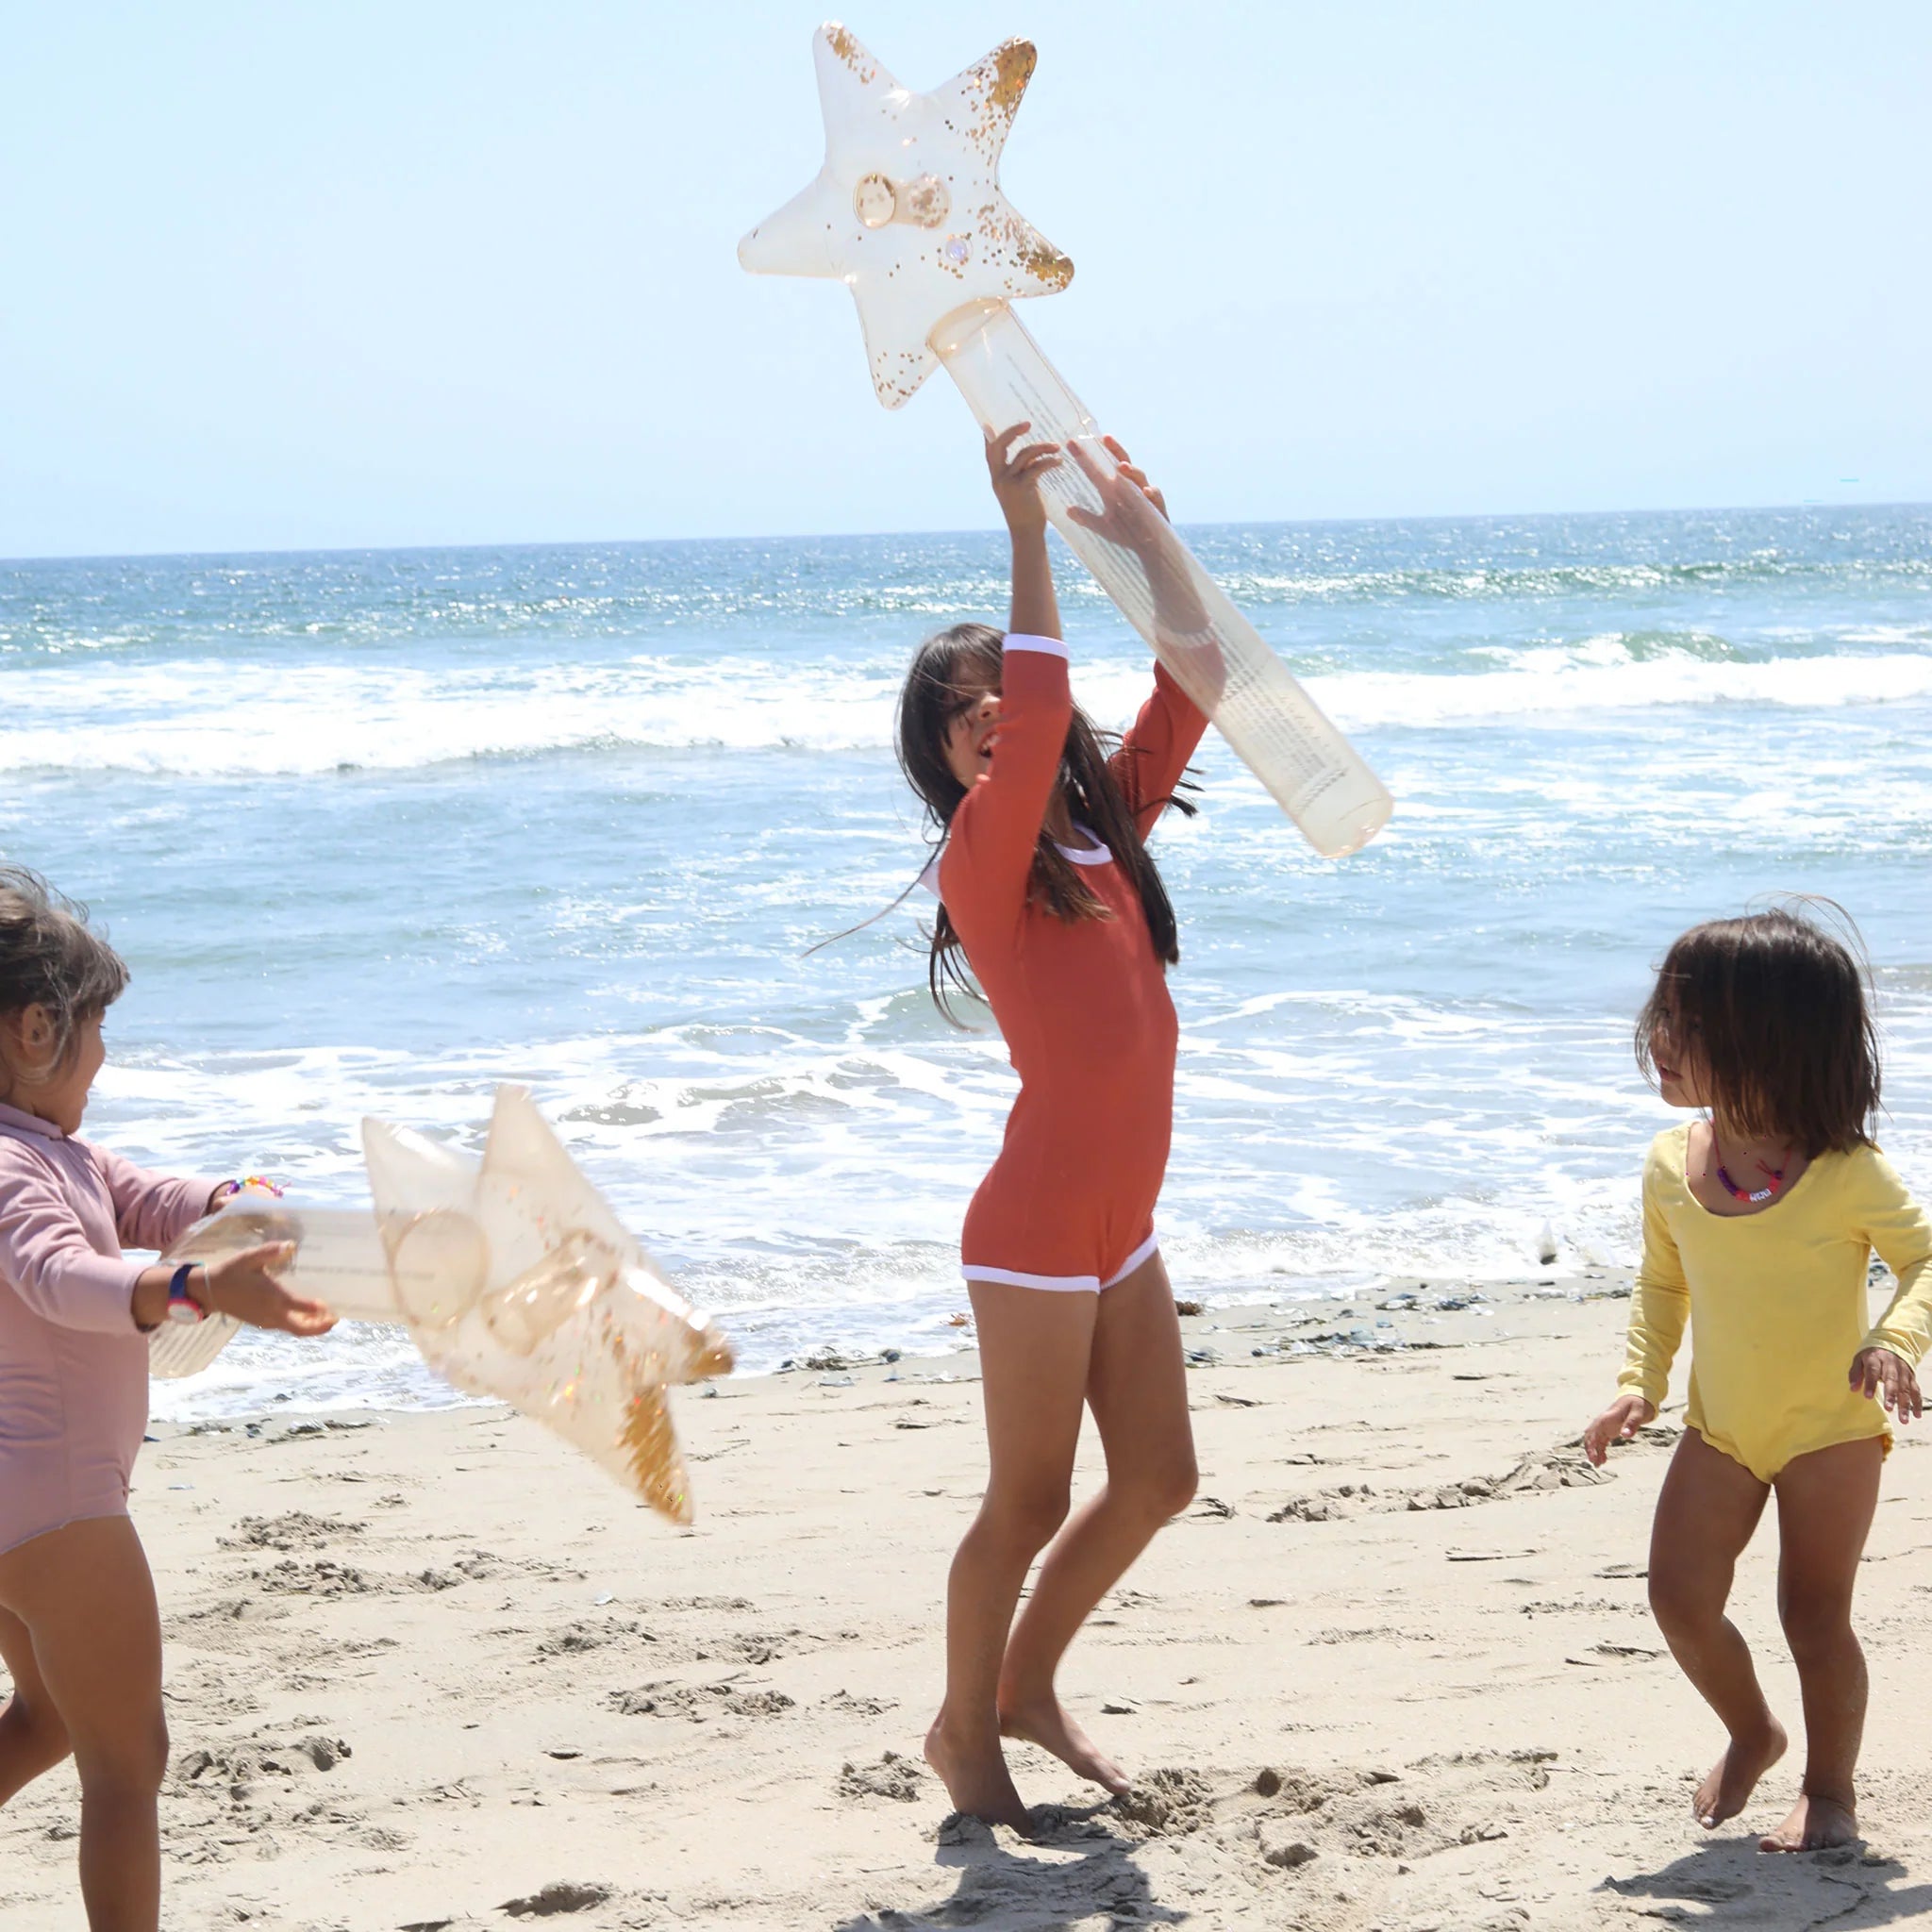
895,624,1195,1023
1634,901,1879,1157
0,866,129,1091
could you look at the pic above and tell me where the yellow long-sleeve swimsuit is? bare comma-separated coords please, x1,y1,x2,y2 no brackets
1617,1124,1932,1483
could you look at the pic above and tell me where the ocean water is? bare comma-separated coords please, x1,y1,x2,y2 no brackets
4,506,1931,1414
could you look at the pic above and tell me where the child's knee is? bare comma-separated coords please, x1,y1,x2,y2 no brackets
1778,1590,1856,1664
982,1483,1072,1553
1647,1567,1719,1633
74,1711,167,1798
1123,1457,1197,1524
142,1710,170,1789
1,1691,73,1774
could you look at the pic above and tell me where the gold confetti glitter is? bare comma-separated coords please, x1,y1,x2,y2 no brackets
988,42,1035,117
620,1386,692,1525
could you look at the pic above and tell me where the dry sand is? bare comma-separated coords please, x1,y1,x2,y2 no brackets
5,1278,1932,1930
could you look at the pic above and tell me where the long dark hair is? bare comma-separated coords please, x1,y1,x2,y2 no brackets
895,624,1195,1022
1634,900,1880,1156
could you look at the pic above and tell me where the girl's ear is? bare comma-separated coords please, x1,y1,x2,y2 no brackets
1,1004,57,1074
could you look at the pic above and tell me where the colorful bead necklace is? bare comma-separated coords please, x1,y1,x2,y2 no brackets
1709,1128,1785,1206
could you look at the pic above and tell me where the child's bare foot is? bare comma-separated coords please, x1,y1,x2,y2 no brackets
1693,1720,1788,1829
998,1693,1131,1795
924,1712,1033,1833
1759,1791,1858,1853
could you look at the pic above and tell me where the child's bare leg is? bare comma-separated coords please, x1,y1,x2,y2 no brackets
0,1517,167,1932
925,1284,1093,1832
1759,1436,1881,1854
1647,1429,1786,1828
0,1602,72,1804
998,1254,1196,1793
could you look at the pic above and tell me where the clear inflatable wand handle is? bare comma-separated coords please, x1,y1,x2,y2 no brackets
150,1203,399,1379
933,302,1391,855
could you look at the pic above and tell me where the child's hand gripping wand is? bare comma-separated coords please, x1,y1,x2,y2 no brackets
740,24,1392,858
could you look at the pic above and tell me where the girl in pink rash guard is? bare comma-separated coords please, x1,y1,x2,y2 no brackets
0,868,335,1932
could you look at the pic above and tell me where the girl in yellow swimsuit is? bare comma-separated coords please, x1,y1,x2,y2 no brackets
1585,904,1932,1857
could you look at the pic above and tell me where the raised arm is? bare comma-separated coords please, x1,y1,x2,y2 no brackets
943,638,1073,926
1066,437,1227,709
1112,663,1209,841
939,425,1072,931
997,428,1062,647
1058,439,1212,836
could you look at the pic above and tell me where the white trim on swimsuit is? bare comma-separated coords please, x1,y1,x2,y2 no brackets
920,828,1111,904
1055,824,1112,866
962,1229,1160,1295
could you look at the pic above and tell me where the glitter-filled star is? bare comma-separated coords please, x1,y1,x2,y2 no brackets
362,1086,735,1524
739,22,1074,408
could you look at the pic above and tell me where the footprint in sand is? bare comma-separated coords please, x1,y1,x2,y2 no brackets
166,1596,290,1652
1110,1767,1214,1838
219,1510,366,1552
251,1558,378,1598
1268,1484,1374,1523
1564,1641,1665,1667
837,1752,924,1802
692,1630,810,1665
172,1730,352,1802
252,1558,461,1597
608,1681,795,1721
1258,1826,1318,1868
533,1617,650,1657
1274,1450,1611,1525
823,1689,896,1717
497,1881,613,1918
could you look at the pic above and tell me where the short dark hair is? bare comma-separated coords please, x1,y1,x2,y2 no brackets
0,867,130,1086
1634,902,1879,1156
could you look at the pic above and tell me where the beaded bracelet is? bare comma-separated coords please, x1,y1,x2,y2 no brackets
215,1174,286,1204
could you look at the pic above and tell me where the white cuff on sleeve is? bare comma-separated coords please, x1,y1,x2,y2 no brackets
1002,633,1067,658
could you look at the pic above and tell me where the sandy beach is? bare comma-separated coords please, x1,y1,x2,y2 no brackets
5,1279,1931,1932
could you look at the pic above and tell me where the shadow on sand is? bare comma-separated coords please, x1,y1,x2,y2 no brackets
1602,1837,1932,1928
834,1801,1188,1932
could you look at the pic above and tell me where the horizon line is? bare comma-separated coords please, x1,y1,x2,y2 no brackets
4,498,1929,573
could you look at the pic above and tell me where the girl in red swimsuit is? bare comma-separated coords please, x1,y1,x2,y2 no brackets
905,425,1208,1831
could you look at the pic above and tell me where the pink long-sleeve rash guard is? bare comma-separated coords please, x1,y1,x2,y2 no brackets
0,1101,214,1554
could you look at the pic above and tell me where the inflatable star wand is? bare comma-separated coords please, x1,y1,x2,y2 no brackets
740,23,1392,857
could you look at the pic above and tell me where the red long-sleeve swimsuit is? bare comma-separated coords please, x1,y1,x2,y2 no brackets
937,635,1208,1291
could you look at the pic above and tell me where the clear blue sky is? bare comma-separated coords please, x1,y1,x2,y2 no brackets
3,2,1927,558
